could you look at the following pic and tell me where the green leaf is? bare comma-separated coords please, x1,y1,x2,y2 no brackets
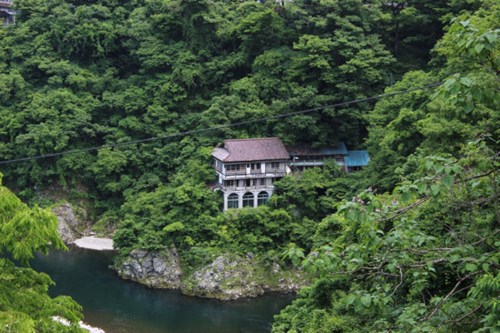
442,175,454,188
346,294,356,307
464,100,474,113
484,32,496,43
465,263,477,272
443,78,456,90
417,182,427,194
474,43,485,54
430,185,441,196
460,77,473,87
361,295,371,307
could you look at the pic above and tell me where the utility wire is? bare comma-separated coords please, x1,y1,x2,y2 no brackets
0,82,441,166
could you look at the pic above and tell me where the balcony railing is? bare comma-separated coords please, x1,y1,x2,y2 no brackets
291,159,345,166
292,160,324,166
221,171,286,179
220,184,274,191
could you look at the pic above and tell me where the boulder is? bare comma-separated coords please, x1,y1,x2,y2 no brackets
52,203,86,243
116,248,182,289
183,255,265,300
115,249,309,300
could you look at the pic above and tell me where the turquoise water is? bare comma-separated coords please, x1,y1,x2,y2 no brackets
31,247,293,333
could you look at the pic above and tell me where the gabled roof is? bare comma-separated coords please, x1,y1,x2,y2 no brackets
344,150,370,167
212,137,290,163
286,142,348,156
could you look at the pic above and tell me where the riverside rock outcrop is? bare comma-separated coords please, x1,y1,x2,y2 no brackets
52,203,87,243
182,255,264,300
115,249,308,300
116,248,182,289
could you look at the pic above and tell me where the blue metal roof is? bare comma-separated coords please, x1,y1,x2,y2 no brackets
344,150,370,167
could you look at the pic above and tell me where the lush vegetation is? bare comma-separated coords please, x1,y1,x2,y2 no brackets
0,173,84,332
0,0,497,331
275,4,499,332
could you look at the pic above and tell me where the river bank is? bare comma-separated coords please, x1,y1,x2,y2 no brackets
32,248,294,333
74,236,114,250
116,248,307,301
54,202,307,301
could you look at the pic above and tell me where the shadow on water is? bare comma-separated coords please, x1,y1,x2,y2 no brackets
31,247,294,333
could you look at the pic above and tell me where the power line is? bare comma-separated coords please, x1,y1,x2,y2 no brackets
0,82,441,166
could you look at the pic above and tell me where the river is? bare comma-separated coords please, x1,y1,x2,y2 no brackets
31,247,293,333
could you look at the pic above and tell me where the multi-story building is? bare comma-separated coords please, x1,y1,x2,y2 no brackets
212,137,370,210
287,142,370,172
212,137,290,211
0,0,15,25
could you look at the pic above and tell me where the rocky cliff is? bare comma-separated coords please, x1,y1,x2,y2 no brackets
116,248,182,289
52,203,88,243
115,248,307,300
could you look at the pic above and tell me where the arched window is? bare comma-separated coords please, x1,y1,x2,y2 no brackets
227,193,239,209
257,191,269,206
242,192,254,207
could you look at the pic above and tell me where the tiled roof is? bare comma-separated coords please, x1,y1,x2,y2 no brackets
344,150,370,167
212,137,290,162
286,142,348,156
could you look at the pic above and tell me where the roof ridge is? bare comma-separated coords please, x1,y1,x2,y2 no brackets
224,137,279,142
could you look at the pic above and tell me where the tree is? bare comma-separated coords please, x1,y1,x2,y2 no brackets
377,0,482,75
0,173,84,332
275,3,499,331
277,139,499,333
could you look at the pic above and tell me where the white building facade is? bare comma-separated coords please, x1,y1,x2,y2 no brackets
212,138,290,211
0,0,15,25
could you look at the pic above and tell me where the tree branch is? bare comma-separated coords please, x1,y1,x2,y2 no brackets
422,273,477,321
388,265,404,297
379,197,430,222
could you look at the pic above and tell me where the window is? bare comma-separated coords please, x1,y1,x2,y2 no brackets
242,192,254,207
251,163,261,170
260,178,266,186
245,179,251,187
226,164,241,171
271,162,280,169
253,179,258,186
224,180,235,187
227,193,239,209
257,192,269,206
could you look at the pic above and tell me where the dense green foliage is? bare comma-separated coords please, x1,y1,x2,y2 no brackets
0,0,466,211
277,141,499,332
275,4,499,332
0,0,497,331
0,173,84,332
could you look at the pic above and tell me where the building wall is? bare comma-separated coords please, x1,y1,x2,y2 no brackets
216,159,287,211
222,190,272,210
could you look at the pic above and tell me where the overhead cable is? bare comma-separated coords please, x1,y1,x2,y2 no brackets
0,82,442,166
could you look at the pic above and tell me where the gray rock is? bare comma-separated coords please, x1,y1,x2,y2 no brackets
52,203,86,243
183,255,265,300
116,248,182,289
116,249,309,300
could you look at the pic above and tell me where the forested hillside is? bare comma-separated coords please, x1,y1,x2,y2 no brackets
0,0,475,213
0,0,498,331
